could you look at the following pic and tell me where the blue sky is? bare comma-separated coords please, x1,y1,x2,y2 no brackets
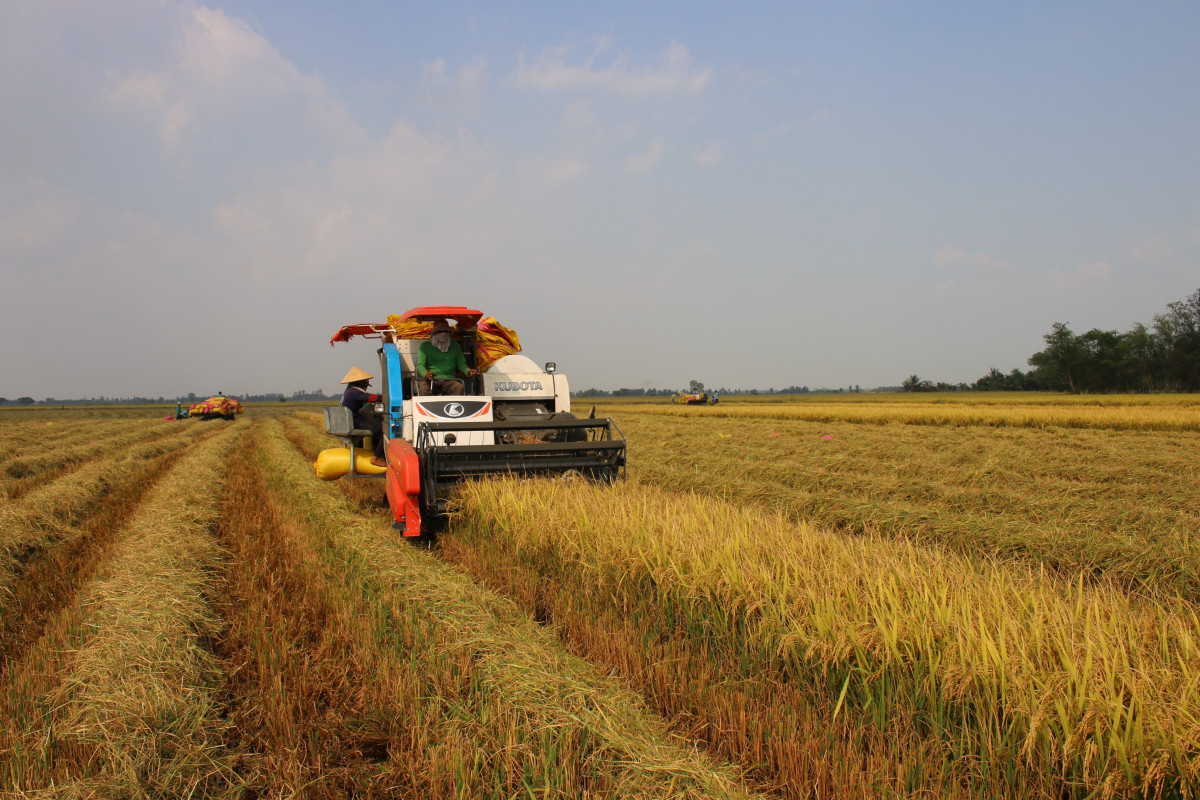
2,1,1197,398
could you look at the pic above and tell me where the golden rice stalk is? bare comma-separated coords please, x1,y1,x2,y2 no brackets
594,394,1200,431
449,477,1200,799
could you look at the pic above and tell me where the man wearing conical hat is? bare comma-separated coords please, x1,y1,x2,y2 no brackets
340,367,386,467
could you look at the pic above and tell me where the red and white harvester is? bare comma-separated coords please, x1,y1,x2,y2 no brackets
323,306,626,538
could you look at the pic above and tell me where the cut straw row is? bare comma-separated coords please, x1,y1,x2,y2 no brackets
0,425,214,612
0,418,188,500
446,477,1200,799
256,419,767,800
1,424,241,796
0,417,140,464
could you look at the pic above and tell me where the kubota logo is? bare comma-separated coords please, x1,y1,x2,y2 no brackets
494,381,545,391
444,403,464,417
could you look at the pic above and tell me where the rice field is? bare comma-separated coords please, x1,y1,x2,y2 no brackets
1,395,1197,798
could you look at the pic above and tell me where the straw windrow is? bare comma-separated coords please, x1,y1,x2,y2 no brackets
0,425,215,613
2,424,241,797
254,419,767,799
0,419,186,501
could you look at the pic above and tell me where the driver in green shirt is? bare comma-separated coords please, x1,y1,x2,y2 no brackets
417,320,477,395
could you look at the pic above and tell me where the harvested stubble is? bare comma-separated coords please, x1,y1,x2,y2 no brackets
0,418,135,463
239,418,765,799
0,426,212,673
446,477,1200,799
597,393,1200,431
0,423,241,797
0,418,188,501
0,423,217,614
609,408,1200,601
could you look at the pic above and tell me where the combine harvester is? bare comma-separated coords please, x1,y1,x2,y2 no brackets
672,391,708,405
323,306,626,538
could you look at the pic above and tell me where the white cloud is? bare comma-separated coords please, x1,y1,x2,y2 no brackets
420,55,488,101
1123,227,1200,265
752,110,829,145
106,5,361,158
1049,261,1114,289
933,245,1010,271
535,156,592,190
559,100,596,132
516,39,711,96
624,138,666,175
804,107,832,127
753,124,791,144
694,140,722,166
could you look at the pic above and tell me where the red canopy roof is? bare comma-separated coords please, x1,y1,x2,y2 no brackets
330,307,485,346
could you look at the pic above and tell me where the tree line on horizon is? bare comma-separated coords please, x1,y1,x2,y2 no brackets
5,289,1196,404
904,287,1200,393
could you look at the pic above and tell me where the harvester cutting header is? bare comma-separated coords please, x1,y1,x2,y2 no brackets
322,306,626,538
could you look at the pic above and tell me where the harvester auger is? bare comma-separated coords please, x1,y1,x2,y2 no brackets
323,306,626,538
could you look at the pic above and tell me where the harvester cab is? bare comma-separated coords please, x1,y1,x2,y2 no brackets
325,306,626,538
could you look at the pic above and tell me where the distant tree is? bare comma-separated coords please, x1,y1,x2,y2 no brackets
0,397,7,405
901,375,934,392
1119,322,1160,391
1153,288,1200,391
16,396,34,405
688,379,705,393
1029,322,1084,392
974,367,1006,391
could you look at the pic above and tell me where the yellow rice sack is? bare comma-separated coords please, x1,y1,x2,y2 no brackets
475,316,521,371
314,447,387,480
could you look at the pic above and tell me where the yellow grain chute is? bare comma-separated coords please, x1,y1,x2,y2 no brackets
313,447,387,480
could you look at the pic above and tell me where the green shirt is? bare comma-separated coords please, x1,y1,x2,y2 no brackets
418,340,469,379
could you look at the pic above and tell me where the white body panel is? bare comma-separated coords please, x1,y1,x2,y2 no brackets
483,355,556,402
403,397,494,445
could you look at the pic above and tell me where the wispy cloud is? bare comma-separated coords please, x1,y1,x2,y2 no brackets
516,39,711,96
1050,260,1114,289
694,140,722,166
419,55,488,105
933,245,1010,271
624,138,665,175
1122,227,1200,266
753,124,791,144
106,6,360,158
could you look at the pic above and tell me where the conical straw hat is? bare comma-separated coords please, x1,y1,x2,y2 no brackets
340,366,374,384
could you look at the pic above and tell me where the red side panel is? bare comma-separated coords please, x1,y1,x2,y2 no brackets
384,438,423,537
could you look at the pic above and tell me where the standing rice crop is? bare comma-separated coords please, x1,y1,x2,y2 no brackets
446,477,1200,799
591,393,1200,431
613,409,1200,600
